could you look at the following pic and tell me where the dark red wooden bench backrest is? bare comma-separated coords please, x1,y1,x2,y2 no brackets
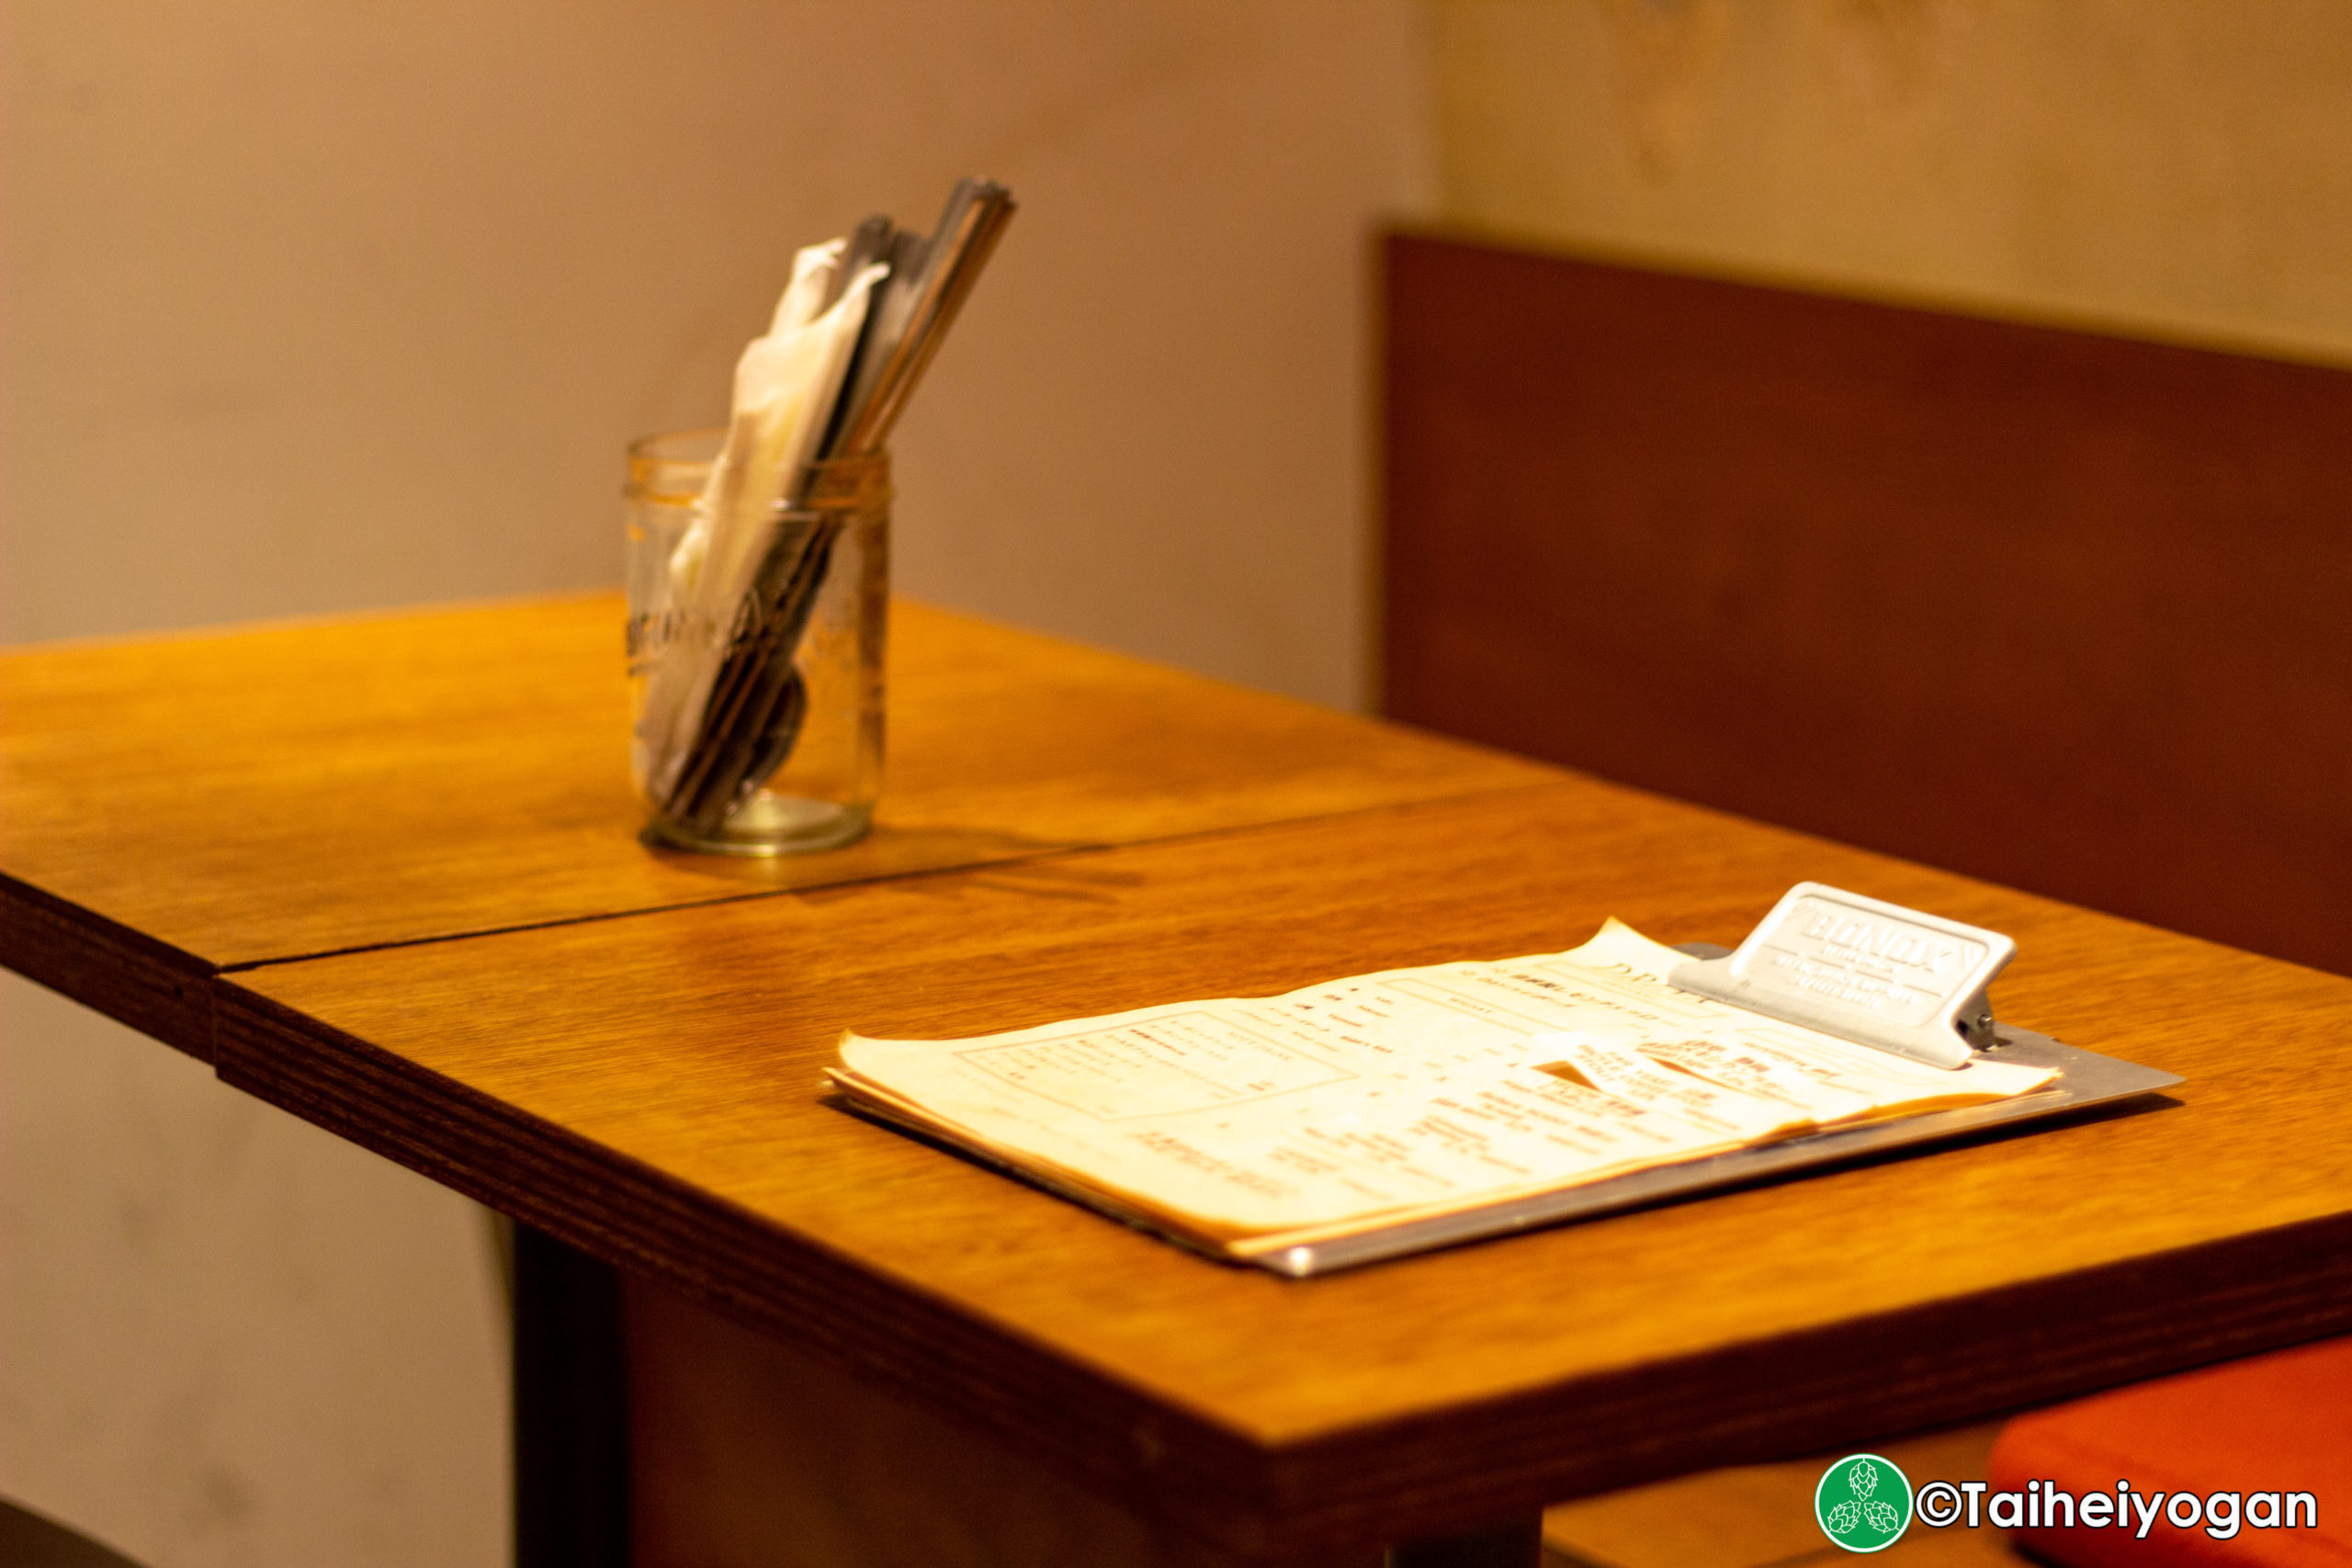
1382,231,2352,976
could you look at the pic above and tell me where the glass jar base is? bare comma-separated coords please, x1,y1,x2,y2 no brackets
639,795,873,857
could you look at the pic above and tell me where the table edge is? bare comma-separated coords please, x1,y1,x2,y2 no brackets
2,871,212,1057
209,965,2352,1558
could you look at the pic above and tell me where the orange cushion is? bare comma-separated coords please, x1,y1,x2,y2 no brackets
1987,1335,2352,1568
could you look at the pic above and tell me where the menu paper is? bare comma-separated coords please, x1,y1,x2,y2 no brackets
828,920,2058,1261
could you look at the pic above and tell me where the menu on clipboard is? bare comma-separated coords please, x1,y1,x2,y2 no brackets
826,887,2180,1275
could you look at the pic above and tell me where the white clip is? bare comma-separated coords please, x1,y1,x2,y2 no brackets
1667,883,2015,1069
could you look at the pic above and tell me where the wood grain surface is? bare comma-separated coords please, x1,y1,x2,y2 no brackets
0,594,1549,1053
216,780,2352,1560
1382,231,2352,977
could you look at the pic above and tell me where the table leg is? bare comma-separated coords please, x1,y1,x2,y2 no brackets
1385,1517,1544,1568
626,1270,1392,1568
529,1252,1531,1568
513,1224,631,1568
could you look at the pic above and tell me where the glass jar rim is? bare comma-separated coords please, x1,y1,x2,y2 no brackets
625,428,725,503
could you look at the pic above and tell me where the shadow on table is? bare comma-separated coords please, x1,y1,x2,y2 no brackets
638,821,1084,891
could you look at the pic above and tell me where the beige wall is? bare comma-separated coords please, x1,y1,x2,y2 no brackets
0,980,511,1564
3,0,1431,705
0,4,1430,1563
1430,0,2352,366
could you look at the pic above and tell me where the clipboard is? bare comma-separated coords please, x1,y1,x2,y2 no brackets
1258,884,2181,1277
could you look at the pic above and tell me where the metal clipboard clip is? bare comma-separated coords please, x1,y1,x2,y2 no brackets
1667,883,2013,1070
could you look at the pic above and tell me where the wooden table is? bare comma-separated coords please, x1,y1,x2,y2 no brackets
8,597,2352,1567
0,595,1547,1055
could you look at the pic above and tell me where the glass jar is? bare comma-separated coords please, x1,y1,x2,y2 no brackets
624,430,888,854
